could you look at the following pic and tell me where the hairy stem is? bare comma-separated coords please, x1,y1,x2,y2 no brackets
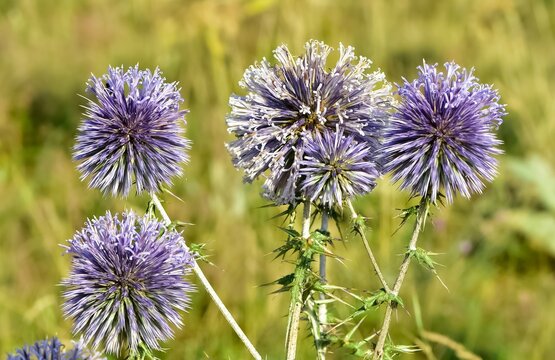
317,211,329,360
285,200,312,360
346,200,390,292
151,194,262,360
373,199,430,359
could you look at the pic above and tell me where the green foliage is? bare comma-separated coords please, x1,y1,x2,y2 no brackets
364,289,404,309
1,0,555,359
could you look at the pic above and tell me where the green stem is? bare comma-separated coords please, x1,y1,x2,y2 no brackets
373,199,429,360
285,200,312,360
346,200,390,292
317,211,329,360
150,194,262,360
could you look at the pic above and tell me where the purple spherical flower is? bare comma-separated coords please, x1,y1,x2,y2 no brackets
381,62,505,203
74,65,190,197
227,40,391,205
61,211,195,356
7,337,100,360
299,129,379,208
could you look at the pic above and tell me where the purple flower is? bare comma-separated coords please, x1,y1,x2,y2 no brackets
74,65,190,197
382,62,505,203
61,211,195,356
227,40,391,205
7,337,100,360
299,129,379,208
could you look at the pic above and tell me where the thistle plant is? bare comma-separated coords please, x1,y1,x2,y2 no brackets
227,40,391,360
381,61,504,204
61,211,195,356
7,337,101,360
74,65,190,197
299,129,380,208
372,61,505,359
227,40,391,205
65,65,261,359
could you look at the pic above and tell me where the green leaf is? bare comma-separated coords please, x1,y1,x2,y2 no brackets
408,247,440,271
261,273,296,293
363,288,404,309
393,205,420,234
351,214,368,235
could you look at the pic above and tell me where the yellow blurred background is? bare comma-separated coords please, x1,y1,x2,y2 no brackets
0,0,554,358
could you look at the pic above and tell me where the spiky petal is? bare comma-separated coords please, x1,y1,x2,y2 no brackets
381,62,505,203
299,129,379,208
226,40,391,205
7,337,102,360
61,211,195,356
74,65,190,197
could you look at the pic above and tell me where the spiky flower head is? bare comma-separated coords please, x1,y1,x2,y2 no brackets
61,211,195,356
299,129,379,208
227,40,391,205
74,65,190,197
7,337,100,360
381,61,505,204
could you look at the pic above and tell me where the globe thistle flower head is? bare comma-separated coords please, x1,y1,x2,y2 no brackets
74,65,190,197
227,40,392,205
61,211,195,356
7,337,99,360
382,61,505,204
299,129,379,208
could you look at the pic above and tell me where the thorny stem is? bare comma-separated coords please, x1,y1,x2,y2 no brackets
150,194,262,360
317,211,329,360
346,200,390,292
373,199,430,360
285,200,312,360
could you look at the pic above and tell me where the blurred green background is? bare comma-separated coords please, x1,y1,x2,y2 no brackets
1,0,554,358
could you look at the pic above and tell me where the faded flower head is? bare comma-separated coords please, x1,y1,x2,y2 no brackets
74,65,190,197
62,211,195,356
382,61,505,203
299,129,379,208
227,40,391,205
7,337,100,360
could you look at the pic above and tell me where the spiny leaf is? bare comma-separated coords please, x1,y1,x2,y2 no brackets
393,205,420,234
408,247,440,271
364,289,404,309
351,214,368,235
260,273,295,294
270,203,298,221
384,343,420,359
167,219,194,232
408,248,449,290
189,243,214,265
273,235,304,259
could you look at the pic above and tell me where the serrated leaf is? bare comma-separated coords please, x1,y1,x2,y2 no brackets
363,289,403,309
409,247,439,271
393,205,420,234
278,226,302,238
260,273,296,294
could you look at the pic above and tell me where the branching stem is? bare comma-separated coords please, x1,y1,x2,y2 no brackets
346,200,390,292
372,199,430,359
317,211,329,360
285,200,312,360
150,194,262,360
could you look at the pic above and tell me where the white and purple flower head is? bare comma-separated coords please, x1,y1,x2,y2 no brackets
227,40,392,205
61,211,195,356
74,65,190,197
382,61,505,204
299,128,379,208
7,337,100,360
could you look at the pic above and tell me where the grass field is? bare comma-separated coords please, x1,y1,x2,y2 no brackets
1,0,554,358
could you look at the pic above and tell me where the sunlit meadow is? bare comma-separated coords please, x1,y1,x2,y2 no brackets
0,0,554,358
